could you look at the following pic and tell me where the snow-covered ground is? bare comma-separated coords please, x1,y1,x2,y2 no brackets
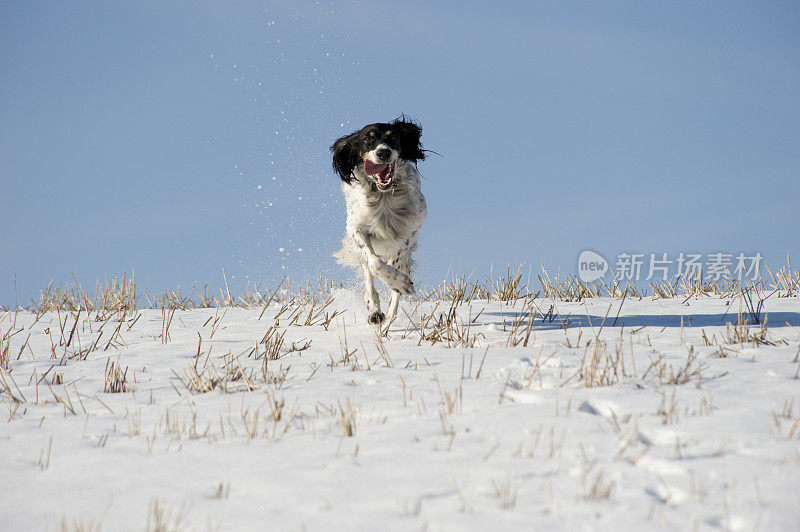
2,288,799,531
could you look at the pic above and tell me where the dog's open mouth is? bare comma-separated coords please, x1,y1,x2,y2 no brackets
364,160,395,190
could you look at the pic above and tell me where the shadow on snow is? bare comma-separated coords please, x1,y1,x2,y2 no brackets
479,311,800,330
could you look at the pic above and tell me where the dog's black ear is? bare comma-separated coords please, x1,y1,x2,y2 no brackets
392,117,425,163
331,132,360,184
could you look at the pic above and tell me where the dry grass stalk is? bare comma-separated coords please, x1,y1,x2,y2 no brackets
332,319,362,370
697,393,714,416
658,389,680,425
579,340,628,388
512,427,543,459
125,407,142,436
505,299,538,347
338,398,359,437
181,362,220,394
94,272,137,318
538,264,647,301
373,332,394,368
420,269,488,302
220,353,257,392
104,358,129,393
258,321,287,361
179,350,257,395
191,284,217,308
439,409,454,436
402,498,422,517
32,273,138,315
765,255,800,297
539,268,599,301
160,308,175,344
20,257,799,317
0,328,10,371
213,482,230,500
579,467,615,500
642,347,705,386
723,300,781,346
265,386,285,422
145,497,191,532
487,263,528,302
442,385,463,415
650,278,680,299
492,476,518,510
738,286,767,325
57,516,103,532
290,296,342,329
775,398,800,440
407,299,484,348
38,436,54,471
261,359,291,389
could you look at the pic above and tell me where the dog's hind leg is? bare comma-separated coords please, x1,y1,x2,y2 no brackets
362,263,384,325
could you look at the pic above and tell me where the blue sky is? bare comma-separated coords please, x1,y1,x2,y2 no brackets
2,1,799,305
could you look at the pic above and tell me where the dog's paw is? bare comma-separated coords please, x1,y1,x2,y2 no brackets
388,274,414,295
401,278,415,295
373,260,414,295
367,311,385,326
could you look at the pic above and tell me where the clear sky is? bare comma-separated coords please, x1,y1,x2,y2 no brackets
2,1,799,305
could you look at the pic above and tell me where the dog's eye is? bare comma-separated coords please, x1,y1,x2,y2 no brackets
368,131,376,137
386,131,392,136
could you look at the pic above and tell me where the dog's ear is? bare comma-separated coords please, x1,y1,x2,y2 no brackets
392,118,425,163
331,132,360,184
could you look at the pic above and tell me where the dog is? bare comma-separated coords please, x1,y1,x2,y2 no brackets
331,117,427,325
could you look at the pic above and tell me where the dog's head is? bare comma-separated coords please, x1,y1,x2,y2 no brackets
331,118,425,192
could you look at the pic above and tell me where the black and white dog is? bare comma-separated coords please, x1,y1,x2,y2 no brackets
331,118,427,325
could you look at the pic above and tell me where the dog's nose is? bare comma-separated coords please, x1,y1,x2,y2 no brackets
375,148,391,161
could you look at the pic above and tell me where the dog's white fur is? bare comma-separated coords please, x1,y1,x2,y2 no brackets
334,145,427,325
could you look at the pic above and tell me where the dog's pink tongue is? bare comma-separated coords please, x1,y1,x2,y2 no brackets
364,160,388,176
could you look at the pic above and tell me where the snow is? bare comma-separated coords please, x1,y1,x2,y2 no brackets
1,291,799,530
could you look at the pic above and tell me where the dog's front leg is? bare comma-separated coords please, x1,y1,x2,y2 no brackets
353,228,414,296
352,228,389,325
362,262,384,325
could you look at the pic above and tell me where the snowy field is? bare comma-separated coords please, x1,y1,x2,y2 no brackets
2,282,800,531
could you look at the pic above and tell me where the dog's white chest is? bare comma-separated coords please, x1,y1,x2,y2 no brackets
344,165,426,241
